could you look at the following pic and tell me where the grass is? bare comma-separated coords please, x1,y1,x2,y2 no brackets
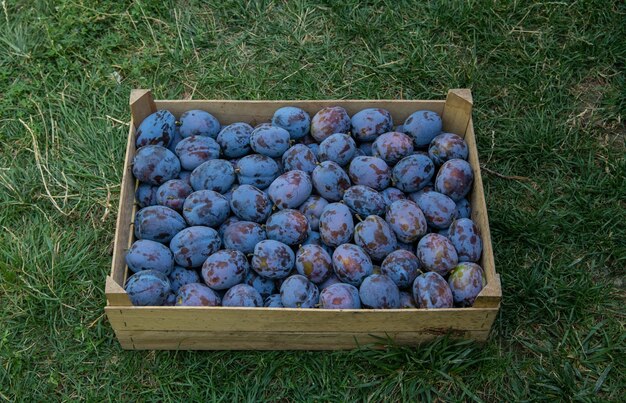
0,0,624,400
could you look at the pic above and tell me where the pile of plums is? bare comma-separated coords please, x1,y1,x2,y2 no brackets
124,105,485,309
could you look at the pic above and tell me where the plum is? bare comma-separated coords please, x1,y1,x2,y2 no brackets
381,249,421,289
222,221,266,254
416,233,458,276
236,154,281,189
371,131,414,165
392,154,435,193
170,226,221,268
428,132,468,165
318,273,342,291
310,106,350,142
448,262,484,307
343,185,385,217
399,291,417,308
135,183,158,208
318,133,357,166
132,145,180,185
179,110,220,138
156,179,192,212
348,156,391,191
164,291,177,306
218,216,240,238
448,218,482,262
351,108,393,142
272,106,311,140
230,184,272,223
168,126,183,153
265,209,309,245
412,272,453,308
175,135,221,171
298,196,329,232
332,244,373,286
319,203,354,247
250,126,291,158
435,159,474,201
354,215,398,261
311,161,351,201
385,200,427,243
190,159,236,193
359,274,400,309
178,170,192,184
251,240,295,279
295,244,332,284
134,205,186,243
264,294,284,307
319,283,361,309
268,170,313,209
125,239,174,275
280,274,320,308
380,187,405,209
135,110,176,148
182,190,230,227
403,110,442,147
244,270,277,299
201,249,249,290
216,122,254,158
222,284,263,307
455,198,471,219
358,142,373,156
168,266,201,293
307,143,320,159
282,144,318,174
176,283,221,306
415,191,457,229
125,270,171,306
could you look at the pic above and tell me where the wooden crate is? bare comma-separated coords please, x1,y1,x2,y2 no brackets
105,89,502,350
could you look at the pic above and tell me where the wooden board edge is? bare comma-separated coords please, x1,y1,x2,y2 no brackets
105,276,132,306
442,88,473,136
129,89,156,127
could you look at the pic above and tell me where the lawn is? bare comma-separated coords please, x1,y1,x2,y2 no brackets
0,0,624,400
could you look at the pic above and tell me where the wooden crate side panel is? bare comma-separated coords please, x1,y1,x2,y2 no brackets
106,306,498,332
116,330,491,350
442,89,473,136
154,99,445,126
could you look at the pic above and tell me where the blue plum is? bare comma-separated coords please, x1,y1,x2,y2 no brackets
448,262,484,307
307,143,320,159
392,154,435,193
319,203,354,247
244,270,277,299
134,206,186,243
222,284,263,307
428,132,468,165
190,159,236,193
132,145,181,185
358,142,373,156
218,216,240,238
216,122,254,158
178,170,192,184
168,126,183,153
310,106,351,142
179,110,220,138
176,283,221,306
182,190,230,227
156,179,192,212
359,274,400,309
351,108,393,142
455,198,471,219
135,110,176,148
295,244,332,284
385,200,427,243
264,294,284,307
170,226,221,268
416,233,458,276
272,106,311,140
343,185,385,217
403,110,442,147
282,144,318,174
332,244,373,286
298,196,329,231
250,126,291,158
265,209,309,245
319,283,361,309
164,291,176,306
399,291,417,308
354,215,398,261
280,274,319,308
222,221,266,254
380,187,405,209
230,184,272,223
412,272,453,308
318,133,357,166
448,218,482,262
136,183,158,208
125,239,174,275
312,161,351,201
168,266,201,293
381,249,421,289
415,191,457,229
175,135,221,171
125,270,171,306
236,154,281,189
252,240,295,279
371,131,414,165
348,156,391,191
435,159,474,201
318,273,342,291
201,249,249,290
268,170,313,210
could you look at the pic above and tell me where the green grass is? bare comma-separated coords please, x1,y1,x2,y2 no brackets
0,0,624,400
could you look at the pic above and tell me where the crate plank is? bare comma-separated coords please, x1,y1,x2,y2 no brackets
442,89,473,136
116,330,491,350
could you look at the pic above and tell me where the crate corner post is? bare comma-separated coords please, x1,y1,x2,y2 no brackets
442,88,473,136
129,89,157,126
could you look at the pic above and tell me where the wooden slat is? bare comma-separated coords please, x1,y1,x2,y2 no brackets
154,99,445,126
130,89,157,128
442,89,473,136
116,330,491,350
105,306,498,332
